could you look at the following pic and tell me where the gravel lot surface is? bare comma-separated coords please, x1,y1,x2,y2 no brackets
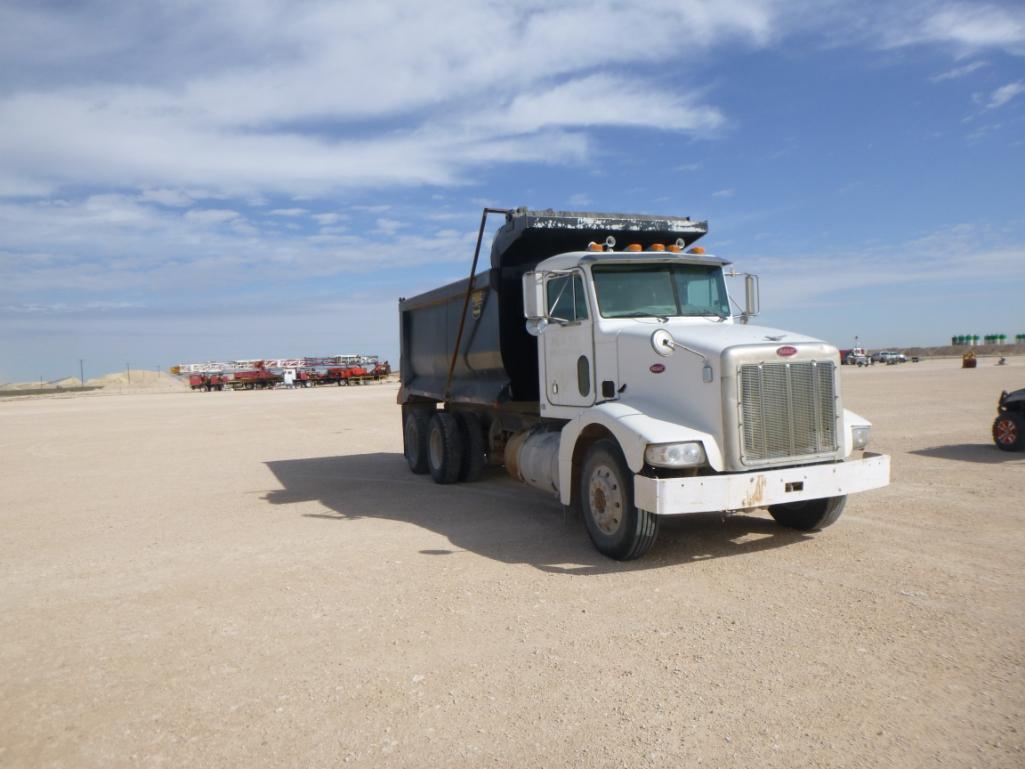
2,359,1023,768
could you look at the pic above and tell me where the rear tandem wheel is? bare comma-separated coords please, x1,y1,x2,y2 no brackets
427,412,464,484
402,406,433,474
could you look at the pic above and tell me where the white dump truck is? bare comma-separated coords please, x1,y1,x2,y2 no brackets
398,208,889,559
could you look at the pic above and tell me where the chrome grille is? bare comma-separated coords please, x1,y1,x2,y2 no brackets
739,361,837,465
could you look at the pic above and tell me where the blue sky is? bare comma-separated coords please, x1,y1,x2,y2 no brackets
1,0,1023,382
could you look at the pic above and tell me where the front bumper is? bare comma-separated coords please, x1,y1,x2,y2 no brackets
633,452,890,515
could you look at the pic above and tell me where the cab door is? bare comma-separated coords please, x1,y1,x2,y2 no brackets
543,271,594,407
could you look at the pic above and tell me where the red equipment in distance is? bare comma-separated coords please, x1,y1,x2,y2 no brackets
177,355,391,391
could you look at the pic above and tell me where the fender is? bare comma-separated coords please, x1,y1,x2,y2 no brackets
556,399,724,506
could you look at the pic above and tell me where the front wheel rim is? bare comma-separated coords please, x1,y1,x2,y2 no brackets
996,418,1018,445
588,463,624,535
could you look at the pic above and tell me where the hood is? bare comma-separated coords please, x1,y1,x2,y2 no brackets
613,319,828,360
607,320,841,471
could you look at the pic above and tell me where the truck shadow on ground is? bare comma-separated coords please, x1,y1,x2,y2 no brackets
263,453,812,574
910,443,1025,464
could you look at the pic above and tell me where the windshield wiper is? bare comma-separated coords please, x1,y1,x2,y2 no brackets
680,310,729,320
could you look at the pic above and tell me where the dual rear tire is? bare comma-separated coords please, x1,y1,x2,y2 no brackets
402,408,432,474
427,412,463,484
403,407,487,483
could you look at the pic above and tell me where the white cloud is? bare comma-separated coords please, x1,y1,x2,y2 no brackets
0,196,481,301
313,212,346,225
786,2,1025,56
269,208,308,217
985,81,1025,108
374,218,405,236
917,3,1025,51
2,300,145,314
183,208,242,225
476,74,724,136
139,188,193,207
0,2,1020,206
712,188,735,198
745,222,1025,307
0,1,778,200
931,60,988,82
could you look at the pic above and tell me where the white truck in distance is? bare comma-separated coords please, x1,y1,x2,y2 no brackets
398,208,890,560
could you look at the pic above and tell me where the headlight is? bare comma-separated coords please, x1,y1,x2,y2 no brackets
851,425,871,450
645,441,707,468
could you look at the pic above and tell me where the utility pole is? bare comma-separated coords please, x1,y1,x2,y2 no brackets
127,363,131,384
79,359,85,389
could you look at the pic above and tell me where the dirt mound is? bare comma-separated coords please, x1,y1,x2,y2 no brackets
86,370,189,391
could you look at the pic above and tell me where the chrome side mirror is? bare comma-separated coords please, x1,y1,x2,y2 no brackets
743,274,760,323
522,271,544,320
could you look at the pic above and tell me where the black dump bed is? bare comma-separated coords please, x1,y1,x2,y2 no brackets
398,208,708,406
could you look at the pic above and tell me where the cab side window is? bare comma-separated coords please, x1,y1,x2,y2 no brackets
546,274,589,322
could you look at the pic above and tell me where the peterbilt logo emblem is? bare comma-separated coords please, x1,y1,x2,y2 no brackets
776,346,798,357
649,363,665,373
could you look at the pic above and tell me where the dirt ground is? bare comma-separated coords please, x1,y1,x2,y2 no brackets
1,359,1023,769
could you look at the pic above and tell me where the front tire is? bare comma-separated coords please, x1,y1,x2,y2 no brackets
993,412,1025,451
768,495,846,531
579,439,659,560
427,412,464,484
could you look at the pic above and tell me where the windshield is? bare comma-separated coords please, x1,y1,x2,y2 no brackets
591,263,730,319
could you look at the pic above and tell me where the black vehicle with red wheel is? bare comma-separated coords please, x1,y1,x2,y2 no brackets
993,388,1025,452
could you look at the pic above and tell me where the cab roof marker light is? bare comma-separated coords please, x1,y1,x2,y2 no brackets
688,246,706,254
625,243,643,252
649,243,666,251
587,241,603,252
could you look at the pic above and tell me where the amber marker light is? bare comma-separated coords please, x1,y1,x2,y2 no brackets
626,243,643,251
649,243,665,251
667,244,682,253
688,246,706,254
587,241,603,251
